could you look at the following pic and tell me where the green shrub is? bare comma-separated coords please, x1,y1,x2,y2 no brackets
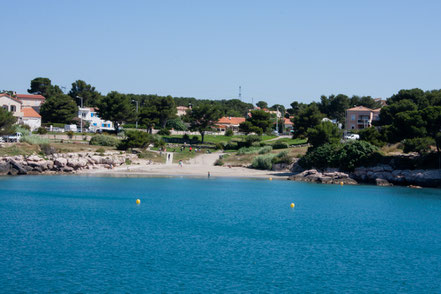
157,128,171,135
66,131,74,139
192,135,199,143
166,118,187,131
251,154,275,170
272,150,291,165
117,131,153,150
39,143,56,156
224,141,238,150
403,137,435,155
96,147,106,154
258,145,273,154
299,141,380,171
237,146,260,155
215,142,225,150
125,158,132,165
214,158,224,166
225,128,234,137
36,127,48,134
182,134,190,141
272,141,289,149
359,127,386,147
21,135,50,145
90,135,120,146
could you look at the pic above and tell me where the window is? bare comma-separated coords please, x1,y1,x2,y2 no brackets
102,123,105,127
2,105,7,111
10,105,16,112
93,123,97,126
351,114,356,121
82,113,86,118
351,125,355,129
91,113,94,117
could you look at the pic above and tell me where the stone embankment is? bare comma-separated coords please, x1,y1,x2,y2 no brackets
288,165,441,188
0,152,136,175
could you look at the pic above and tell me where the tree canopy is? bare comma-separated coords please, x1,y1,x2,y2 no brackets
0,107,17,135
239,110,272,135
39,93,78,123
97,91,134,133
292,103,324,138
307,121,342,149
28,77,63,98
186,104,222,143
68,80,102,107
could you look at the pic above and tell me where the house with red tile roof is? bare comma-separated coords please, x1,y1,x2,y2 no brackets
21,107,42,130
216,116,246,132
0,93,42,130
15,94,45,113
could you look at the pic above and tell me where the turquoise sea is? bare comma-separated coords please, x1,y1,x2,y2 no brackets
0,175,440,293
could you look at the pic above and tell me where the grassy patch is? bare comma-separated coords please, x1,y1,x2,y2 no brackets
0,143,40,156
137,151,165,163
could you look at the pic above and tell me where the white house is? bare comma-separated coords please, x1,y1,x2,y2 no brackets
0,93,23,118
22,108,42,131
78,107,114,132
0,93,42,130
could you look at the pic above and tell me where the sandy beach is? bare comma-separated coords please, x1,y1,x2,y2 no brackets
80,152,293,179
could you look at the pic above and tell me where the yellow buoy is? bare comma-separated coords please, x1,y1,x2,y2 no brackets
136,199,141,205
290,203,295,208
340,181,344,186
269,177,272,181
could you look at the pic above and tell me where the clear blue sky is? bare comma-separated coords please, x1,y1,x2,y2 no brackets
1,0,440,106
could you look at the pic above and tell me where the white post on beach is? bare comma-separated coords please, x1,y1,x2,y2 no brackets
76,96,83,133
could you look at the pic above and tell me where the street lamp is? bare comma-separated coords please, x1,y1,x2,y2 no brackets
76,96,83,133
132,100,139,129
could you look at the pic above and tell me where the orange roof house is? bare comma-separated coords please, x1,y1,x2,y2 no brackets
22,107,41,118
216,117,246,132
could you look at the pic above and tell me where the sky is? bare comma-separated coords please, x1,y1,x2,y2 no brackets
1,0,440,107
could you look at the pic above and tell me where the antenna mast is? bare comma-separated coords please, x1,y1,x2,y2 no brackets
238,86,242,101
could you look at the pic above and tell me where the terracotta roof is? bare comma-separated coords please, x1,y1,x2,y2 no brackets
0,93,23,104
217,117,246,125
347,106,374,112
22,107,41,118
16,94,46,100
284,118,293,125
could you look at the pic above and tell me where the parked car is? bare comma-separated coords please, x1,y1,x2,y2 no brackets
3,132,23,142
344,133,360,140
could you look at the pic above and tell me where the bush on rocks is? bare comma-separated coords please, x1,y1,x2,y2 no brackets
299,141,380,171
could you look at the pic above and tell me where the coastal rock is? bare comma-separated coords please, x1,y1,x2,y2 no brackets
54,158,68,167
375,178,393,186
9,159,27,175
288,169,357,185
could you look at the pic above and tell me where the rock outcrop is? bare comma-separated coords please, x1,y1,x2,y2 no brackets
288,165,441,188
352,165,441,187
288,169,358,185
0,152,136,176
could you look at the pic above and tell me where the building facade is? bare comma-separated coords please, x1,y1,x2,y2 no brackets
78,107,114,132
15,94,45,113
345,106,381,130
0,93,42,130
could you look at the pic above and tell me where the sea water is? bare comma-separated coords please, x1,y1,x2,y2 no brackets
0,175,440,293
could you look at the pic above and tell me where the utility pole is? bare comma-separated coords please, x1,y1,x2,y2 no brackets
76,96,83,133
239,86,242,101
132,100,139,129
276,106,279,134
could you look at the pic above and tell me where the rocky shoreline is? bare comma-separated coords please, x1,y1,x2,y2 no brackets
0,152,137,175
288,165,441,188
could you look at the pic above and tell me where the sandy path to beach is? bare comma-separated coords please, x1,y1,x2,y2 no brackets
82,152,292,179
